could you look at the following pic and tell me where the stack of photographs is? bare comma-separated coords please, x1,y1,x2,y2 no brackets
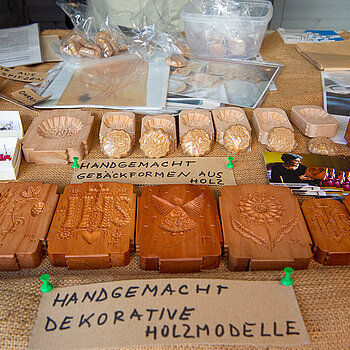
264,151,350,198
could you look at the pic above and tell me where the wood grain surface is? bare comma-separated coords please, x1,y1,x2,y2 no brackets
136,184,222,272
302,198,350,265
0,182,58,270
47,182,136,269
22,109,94,164
220,184,312,270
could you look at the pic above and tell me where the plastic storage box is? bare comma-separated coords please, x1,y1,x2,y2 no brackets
181,0,273,59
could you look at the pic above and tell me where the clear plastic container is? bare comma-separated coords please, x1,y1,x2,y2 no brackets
181,0,273,59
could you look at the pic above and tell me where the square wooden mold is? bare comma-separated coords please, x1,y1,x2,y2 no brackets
212,107,251,145
136,184,222,273
47,182,136,269
252,108,293,145
0,182,58,270
140,115,177,157
301,198,350,266
290,105,338,138
220,184,312,271
22,109,94,164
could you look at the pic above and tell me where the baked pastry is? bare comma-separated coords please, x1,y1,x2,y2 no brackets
267,127,296,152
165,55,187,68
308,137,338,156
181,129,212,157
102,129,132,158
139,128,171,158
223,124,251,153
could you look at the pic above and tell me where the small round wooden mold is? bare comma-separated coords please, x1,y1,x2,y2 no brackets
37,116,83,139
99,111,135,142
290,105,338,138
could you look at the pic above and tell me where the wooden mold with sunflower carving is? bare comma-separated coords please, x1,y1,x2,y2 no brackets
0,182,58,270
220,184,313,270
47,182,136,269
22,109,94,164
302,198,350,265
136,184,222,273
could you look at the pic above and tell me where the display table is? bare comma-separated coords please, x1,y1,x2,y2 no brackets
0,30,349,349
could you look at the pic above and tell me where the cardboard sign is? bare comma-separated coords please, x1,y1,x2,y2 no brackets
29,279,310,349
0,65,47,82
71,157,236,186
11,87,51,106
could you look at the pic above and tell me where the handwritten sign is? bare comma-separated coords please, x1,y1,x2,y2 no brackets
11,87,51,106
71,157,236,186
29,279,310,349
0,65,47,83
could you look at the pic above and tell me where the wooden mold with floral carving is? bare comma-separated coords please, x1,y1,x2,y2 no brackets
0,182,58,270
219,184,312,270
302,198,350,265
47,182,136,269
136,184,222,273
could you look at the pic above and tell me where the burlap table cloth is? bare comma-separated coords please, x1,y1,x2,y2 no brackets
0,30,349,349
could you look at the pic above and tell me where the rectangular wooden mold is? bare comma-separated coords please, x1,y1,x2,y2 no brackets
252,108,293,145
0,182,58,270
290,105,338,138
136,184,222,273
22,109,94,164
302,198,350,266
47,182,136,269
212,107,251,145
220,184,312,271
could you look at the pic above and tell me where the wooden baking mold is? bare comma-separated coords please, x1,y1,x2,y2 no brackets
0,182,58,270
179,109,214,157
212,107,251,144
47,182,136,269
252,108,293,145
136,184,222,272
99,111,135,142
220,184,312,270
302,198,350,266
290,105,338,138
139,115,177,158
99,111,135,158
22,109,94,164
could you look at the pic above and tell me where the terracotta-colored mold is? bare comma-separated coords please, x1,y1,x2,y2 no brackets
302,198,350,266
136,184,222,273
220,184,312,271
0,182,58,270
47,182,136,269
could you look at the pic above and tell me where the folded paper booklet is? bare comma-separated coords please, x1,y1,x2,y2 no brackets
296,40,350,71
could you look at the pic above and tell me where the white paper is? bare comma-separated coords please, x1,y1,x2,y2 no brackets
0,23,42,67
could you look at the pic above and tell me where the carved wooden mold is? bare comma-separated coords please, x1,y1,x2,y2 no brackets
136,184,222,272
252,108,294,145
220,184,312,270
302,198,350,265
47,182,136,269
0,182,58,270
291,105,338,138
22,109,94,164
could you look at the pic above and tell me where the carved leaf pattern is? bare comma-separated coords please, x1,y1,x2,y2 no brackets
231,216,269,249
21,186,42,198
272,217,298,247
